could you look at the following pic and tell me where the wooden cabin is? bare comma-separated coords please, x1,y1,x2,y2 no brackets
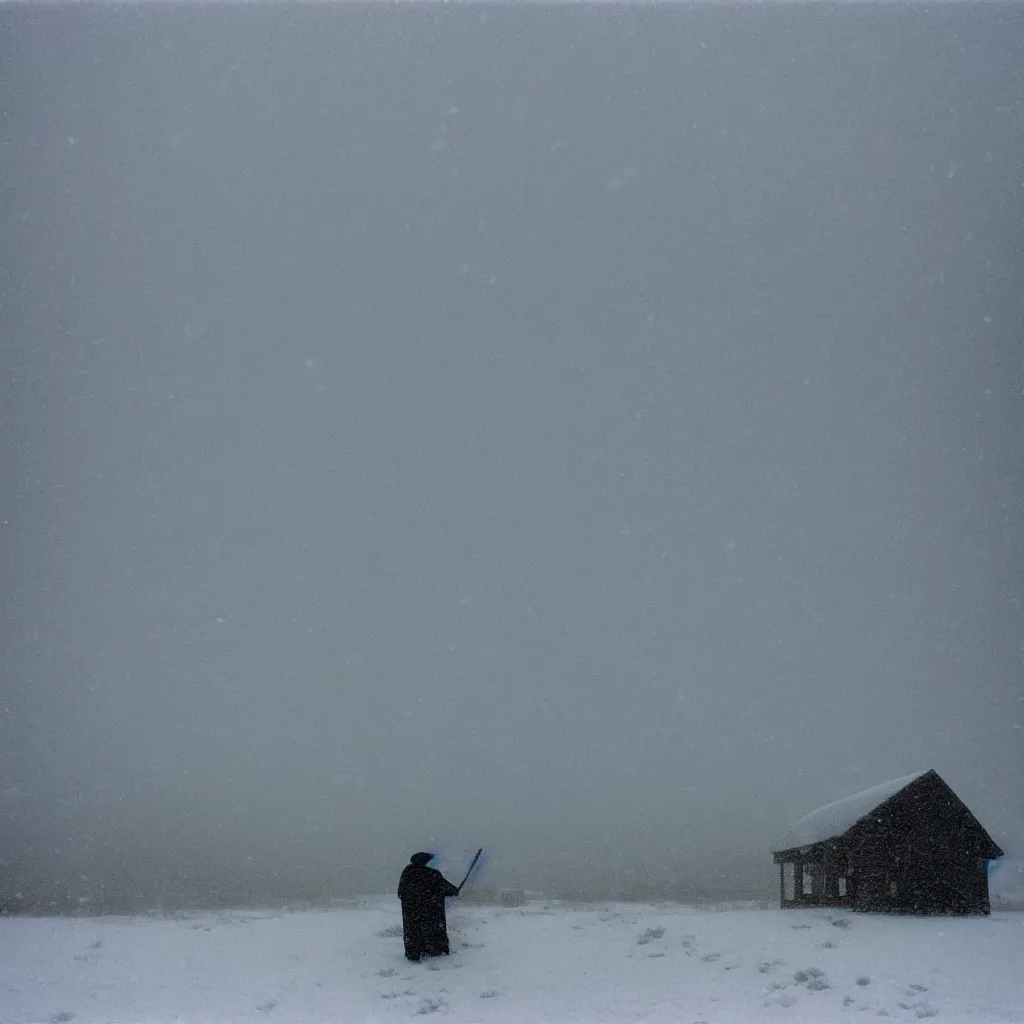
772,770,1003,915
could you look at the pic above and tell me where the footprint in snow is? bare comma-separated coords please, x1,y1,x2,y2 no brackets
49,1015,75,1023
417,995,448,1015
793,967,829,991
479,989,502,999
256,998,277,1013
898,1000,939,1018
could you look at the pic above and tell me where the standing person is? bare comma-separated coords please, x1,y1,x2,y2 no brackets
397,852,460,962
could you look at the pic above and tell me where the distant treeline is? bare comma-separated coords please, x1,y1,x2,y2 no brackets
1,860,776,916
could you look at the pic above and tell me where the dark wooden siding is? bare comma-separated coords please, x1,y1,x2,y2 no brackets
773,771,1000,915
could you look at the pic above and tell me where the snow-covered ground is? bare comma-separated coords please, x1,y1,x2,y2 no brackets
2,898,1022,1024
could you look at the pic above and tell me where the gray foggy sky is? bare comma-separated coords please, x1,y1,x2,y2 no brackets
2,3,1023,907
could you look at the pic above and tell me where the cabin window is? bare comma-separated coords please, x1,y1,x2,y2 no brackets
783,862,795,901
802,864,814,896
838,877,847,897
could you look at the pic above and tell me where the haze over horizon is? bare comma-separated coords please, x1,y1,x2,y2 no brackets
2,2,1022,911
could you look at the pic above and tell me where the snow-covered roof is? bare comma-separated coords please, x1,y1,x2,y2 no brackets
778,770,930,851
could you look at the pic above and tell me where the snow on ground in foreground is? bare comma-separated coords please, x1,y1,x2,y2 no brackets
1,899,1022,1024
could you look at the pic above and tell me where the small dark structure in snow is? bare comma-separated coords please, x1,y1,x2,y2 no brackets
772,769,1003,915
498,887,526,907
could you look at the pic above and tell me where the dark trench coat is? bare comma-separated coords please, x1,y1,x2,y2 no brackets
397,861,460,961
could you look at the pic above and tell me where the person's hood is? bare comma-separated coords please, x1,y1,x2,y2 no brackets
410,852,434,867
